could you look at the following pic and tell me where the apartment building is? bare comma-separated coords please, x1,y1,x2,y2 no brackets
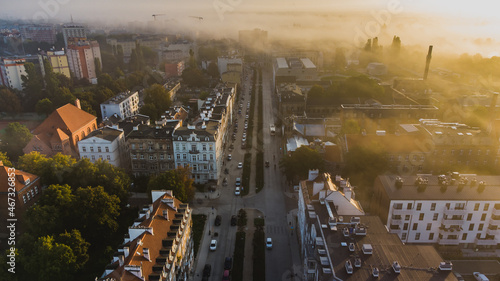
297,170,455,280
66,38,102,83
100,91,140,120
78,126,129,170
38,50,71,78
0,57,26,90
127,121,180,177
98,190,193,281
20,25,56,43
62,24,86,48
372,173,500,249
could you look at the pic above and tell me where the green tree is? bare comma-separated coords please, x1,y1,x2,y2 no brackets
35,98,55,116
307,85,326,102
94,58,102,77
73,186,120,246
23,235,77,281
341,119,361,135
18,151,49,175
279,146,324,183
51,87,76,108
21,62,44,110
57,229,90,270
43,58,60,94
182,67,208,87
0,88,21,113
2,122,32,160
141,84,172,120
147,167,195,202
199,91,210,100
343,145,389,188
139,103,159,120
0,151,12,166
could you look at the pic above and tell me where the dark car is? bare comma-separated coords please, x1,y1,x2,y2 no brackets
222,270,230,281
203,264,211,277
230,215,237,226
265,161,270,167
215,215,222,226
224,257,233,270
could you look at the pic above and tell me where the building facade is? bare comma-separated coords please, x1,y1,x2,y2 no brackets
38,50,71,78
128,122,179,177
372,174,500,249
67,39,102,83
100,91,140,121
99,190,193,281
20,25,56,43
0,58,26,90
164,61,185,78
78,126,129,169
62,24,87,48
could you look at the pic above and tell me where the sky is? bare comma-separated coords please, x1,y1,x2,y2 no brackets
1,0,499,56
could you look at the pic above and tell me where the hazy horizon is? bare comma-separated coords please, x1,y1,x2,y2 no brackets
1,0,499,57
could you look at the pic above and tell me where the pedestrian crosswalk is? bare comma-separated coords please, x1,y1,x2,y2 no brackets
266,225,287,235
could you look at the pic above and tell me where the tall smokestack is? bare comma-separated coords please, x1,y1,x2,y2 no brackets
423,45,433,80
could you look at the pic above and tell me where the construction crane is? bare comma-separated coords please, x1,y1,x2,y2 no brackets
152,14,166,21
189,16,203,21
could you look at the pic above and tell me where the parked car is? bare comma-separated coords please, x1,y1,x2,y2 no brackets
231,215,237,226
224,257,233,270
227,154,232,161
222,269,230,280
238,162,243,169
265,161,270,167
210,240,217,251
215,215,222,226
235,186,240,195
266,237,273,249
235,178,241,186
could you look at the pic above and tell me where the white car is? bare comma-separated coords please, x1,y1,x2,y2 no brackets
245,115,249,119
238,162,243,169
235,186,240,195
266,237,273,249
227,154,232,161
242,137,246,142
210,240,217,251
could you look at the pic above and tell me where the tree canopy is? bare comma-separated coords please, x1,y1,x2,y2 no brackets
147,167,195,202
140,83,172,120
1,122,32,161
279,146,324,183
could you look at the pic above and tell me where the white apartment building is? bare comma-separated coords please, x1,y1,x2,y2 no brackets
172,122,221,184
100,91,139,120
78,126,129,169
67,39,101,83
0,58,26,90
217,57,243,76
372,174,500,249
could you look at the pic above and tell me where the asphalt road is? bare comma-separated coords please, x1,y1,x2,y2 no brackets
192,63,300,281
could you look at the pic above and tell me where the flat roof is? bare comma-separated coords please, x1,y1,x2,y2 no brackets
377,174,500,201
300,58,316,69
102,91,138,105
276,57,288,69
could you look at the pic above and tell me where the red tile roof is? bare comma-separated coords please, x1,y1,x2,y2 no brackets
33,103,96,135
0,164,39,193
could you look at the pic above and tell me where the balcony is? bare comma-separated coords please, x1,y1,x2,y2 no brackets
474,237,498,246
442,217,465,226
188,149,200,154
390,218,403,225
392,208,414,216
444,208,467,217
438,238,460,245
486,227,500,236
489,217,500,227
493,208,500,216
389,226,402,235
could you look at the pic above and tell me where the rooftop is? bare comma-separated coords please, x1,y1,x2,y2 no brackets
81,126,123,142
0,163,39,193
102,91,138,105
376,174,500,201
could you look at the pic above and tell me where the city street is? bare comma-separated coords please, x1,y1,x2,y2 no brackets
192,63,301,281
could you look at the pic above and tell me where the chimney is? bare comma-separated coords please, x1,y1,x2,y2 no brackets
119,254,124,266
308,169,319,181
0,161,3,166
423,45,433,80
163,210,169,220
143,248,150,261
124,246,130,258
74,98,81,109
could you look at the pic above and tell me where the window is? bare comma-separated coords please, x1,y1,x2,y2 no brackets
139,144,143,150
210,154,214,160
203,154,207,161
426,223,432,230
132,155,137,159
431,203,436,211
484,204,490,211
30,190,34,197
407,203,413,210
27,192,31,200
462,233,468,240
82,146,86,152
419,213,424,220
401,233,407,240
481,213,486,221
469,224,474,231
467,214,472,221
23,195,26,203
202,144,207,151
140,154,144,160
106,147,109,152
90,147,94,152
415,233,420,240
478,224,484,231
412,223,418,230
132,144,136,149
456,203,465,209
106,155,110,160
433,213,438,221
183,154,187,160
403,223,408,230
405,215,410,221
91,155,95,161
34,186,38,194
417,203,422,211
177,154,181,160
474,203,480,211
446,203,450,210
160,154,164,160
149,155,154,160
429,233,434,240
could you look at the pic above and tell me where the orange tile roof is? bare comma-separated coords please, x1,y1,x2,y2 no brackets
51,128,70,143
103,192,190,281
33,103,96,135
0,164,39,193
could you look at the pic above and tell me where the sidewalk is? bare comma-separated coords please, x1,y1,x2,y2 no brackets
242,209,262,281
189,207,215,281
287,208,303,279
